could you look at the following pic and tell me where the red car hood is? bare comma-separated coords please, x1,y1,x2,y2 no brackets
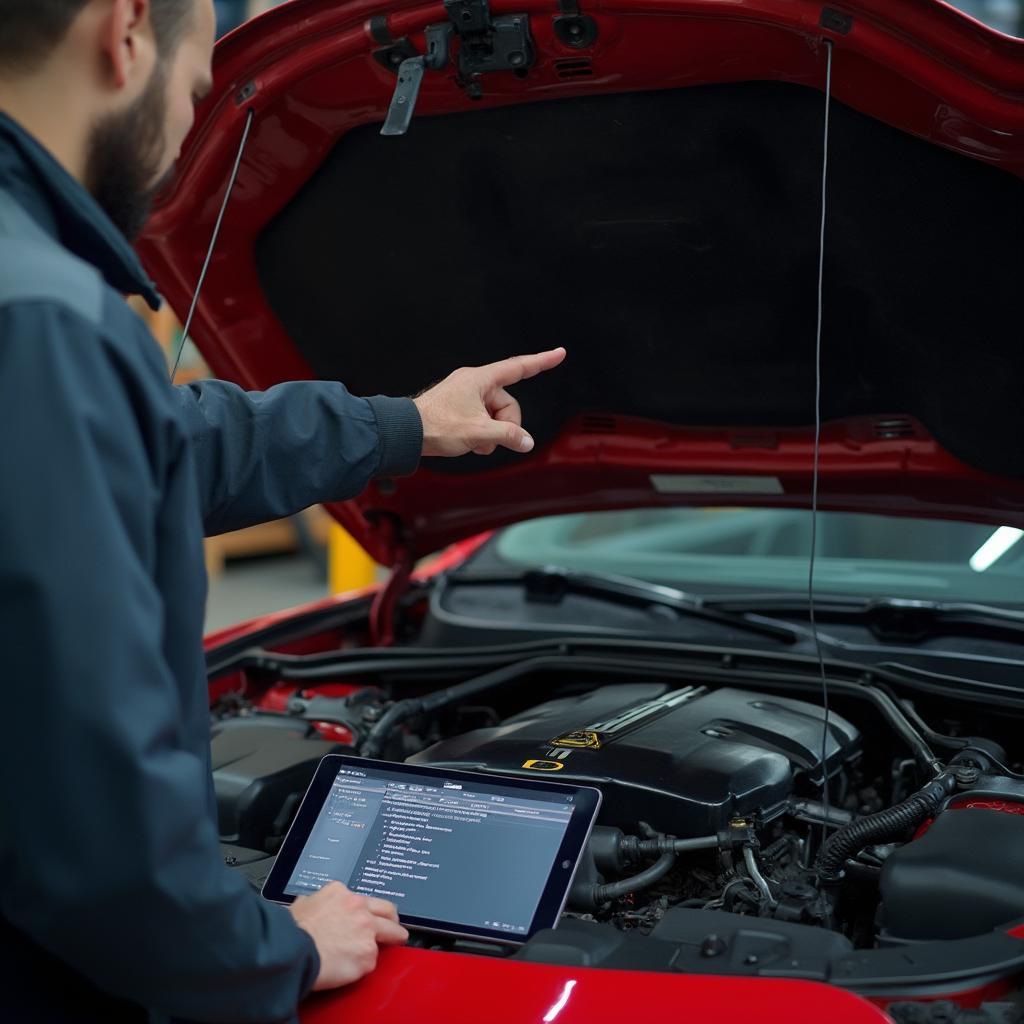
138,0,1024,567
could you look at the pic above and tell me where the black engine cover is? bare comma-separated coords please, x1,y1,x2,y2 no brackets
211,718,346,852
410,684,859,835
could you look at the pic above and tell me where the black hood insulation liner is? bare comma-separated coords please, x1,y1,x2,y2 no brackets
258,81,1024,479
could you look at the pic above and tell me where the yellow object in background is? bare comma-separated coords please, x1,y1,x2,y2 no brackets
328,523,378,593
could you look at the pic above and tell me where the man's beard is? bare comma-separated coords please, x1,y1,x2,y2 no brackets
84,65,175,241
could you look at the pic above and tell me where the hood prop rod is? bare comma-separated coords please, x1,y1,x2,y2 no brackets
368,514,416,646
171,107,254,382
369,554,414,647
810,35,837,839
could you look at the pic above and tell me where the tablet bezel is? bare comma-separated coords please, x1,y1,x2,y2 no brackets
261,755,602,945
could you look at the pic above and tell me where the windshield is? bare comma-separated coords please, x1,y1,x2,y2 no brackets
944,0,1024,37
488,509,1024,604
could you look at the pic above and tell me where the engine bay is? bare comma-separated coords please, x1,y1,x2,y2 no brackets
408,683,860,832
209,619,1024,1012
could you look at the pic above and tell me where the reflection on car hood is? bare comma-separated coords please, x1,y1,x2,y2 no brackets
138,0,1024,565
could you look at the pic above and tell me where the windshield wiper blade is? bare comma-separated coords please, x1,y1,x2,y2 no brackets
705,594,1024,644
447,566,802,644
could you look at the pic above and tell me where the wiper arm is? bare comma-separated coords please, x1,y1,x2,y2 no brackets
447,566,802,644
706,594,1024,644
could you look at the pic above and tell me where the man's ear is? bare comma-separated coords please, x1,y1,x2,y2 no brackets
99,0,156,92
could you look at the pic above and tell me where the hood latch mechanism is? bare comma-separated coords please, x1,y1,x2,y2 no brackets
381,0,534,136
445,0,535,96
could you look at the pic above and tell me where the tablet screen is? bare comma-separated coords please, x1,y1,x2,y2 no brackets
262,756,601,942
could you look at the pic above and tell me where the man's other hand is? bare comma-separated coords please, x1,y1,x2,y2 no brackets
413,348,567,457
289,882,408,991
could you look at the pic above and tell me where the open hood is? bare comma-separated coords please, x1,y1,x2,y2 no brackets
138,0,1024,567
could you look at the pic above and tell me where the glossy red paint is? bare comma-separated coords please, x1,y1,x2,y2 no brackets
414,532,494,575
916,798,1024,837
209,672,246,702
219,415,1024,567
256,682,363,713
298,945,893,1024
198,539,1024,1021
202,593,375,652
338,416,1024,563
255,683,361,742
140,0,1024,565
947,799,1024,815
202,535,490,655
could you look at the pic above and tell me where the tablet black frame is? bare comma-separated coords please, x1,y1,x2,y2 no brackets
261,755,602,945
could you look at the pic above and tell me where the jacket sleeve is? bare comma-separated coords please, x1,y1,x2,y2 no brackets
0,305,319,1023
174,378,423,537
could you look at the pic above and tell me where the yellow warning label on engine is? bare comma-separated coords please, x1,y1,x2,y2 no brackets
522,759,565,771
551,730,602,750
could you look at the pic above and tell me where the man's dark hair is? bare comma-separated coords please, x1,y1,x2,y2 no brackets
0,0,194,73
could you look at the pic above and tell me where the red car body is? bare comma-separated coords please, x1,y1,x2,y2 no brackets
139,0,1024,569
202,548,1024,1023
142,0,1024,1019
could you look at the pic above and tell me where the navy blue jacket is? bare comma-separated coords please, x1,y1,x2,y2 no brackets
0,112,422,1022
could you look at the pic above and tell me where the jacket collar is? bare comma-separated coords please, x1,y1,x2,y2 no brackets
0,110,161,310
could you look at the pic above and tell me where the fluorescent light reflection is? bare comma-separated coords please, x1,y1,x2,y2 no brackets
543,980,578,1022
970,527,1024,572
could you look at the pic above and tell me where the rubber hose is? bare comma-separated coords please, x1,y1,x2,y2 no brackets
593,851,677,903
862,687,942,776
360,656,550,757
625,835,719,858
360,653,653,758
360,698,425,759
815,773,955,880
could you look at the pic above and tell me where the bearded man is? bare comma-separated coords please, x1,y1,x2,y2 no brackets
0,2,565,1021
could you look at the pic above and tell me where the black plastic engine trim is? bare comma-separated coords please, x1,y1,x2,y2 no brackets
206,629,1024,705
514,914,1024,994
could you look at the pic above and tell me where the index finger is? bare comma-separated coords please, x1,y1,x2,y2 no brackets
374,917,410,945
484,347,566,388
365,897,400,922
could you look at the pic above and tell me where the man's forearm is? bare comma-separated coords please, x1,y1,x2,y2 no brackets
175,379,422,536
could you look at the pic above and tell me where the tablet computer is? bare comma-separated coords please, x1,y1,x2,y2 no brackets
261,755,602,944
